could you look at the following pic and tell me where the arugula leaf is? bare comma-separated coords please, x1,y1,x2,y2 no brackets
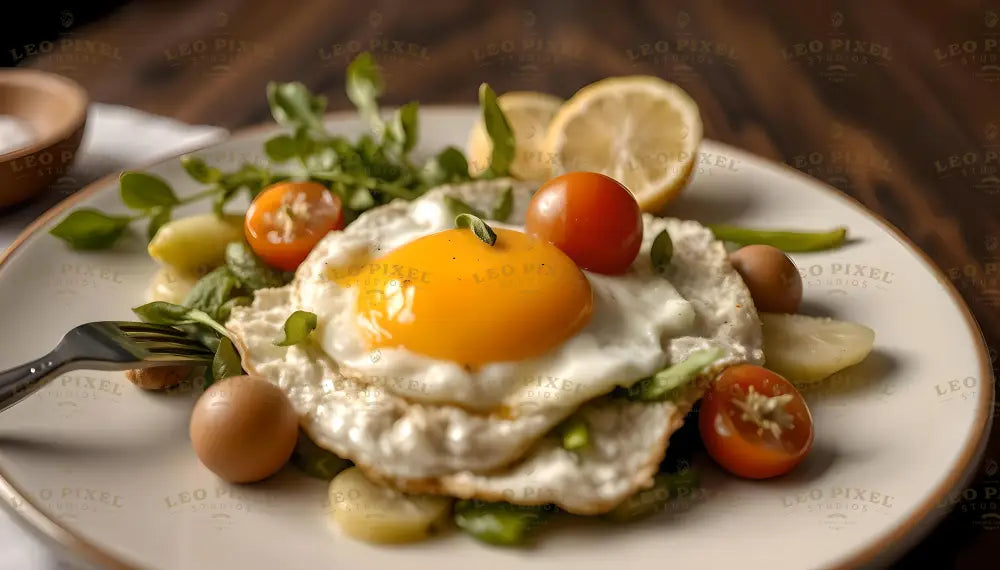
132,301,230,338
264,135,298,163
147,206,172,242
267,81,326,131
120,171,179,210
421,146,472,187
455,213,497,246
625,347,725,401
346,52,384,132
183,267,241,320
225,242,292,291
650,229,673,272
444,195,486,219
478,83,515,178
385,101,419,158
49,209,131,250
453,500,553,546
491,186,513,221
210,336,243,385
274,310,318,346
180,156,222,184
559,416,590,451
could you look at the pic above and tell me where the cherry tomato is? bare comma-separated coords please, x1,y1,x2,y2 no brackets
525,172,642,275
244,181,343,271
698,364,814,479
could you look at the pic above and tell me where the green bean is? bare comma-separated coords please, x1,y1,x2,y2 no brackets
559,416,590,451
625,347,725,402
453,500,552,546
708,224,847,252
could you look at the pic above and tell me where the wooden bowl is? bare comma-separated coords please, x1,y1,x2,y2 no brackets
0,69,88,208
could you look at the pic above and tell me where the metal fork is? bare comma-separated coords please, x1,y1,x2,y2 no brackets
0,321,213,413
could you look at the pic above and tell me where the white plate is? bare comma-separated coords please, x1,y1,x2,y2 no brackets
0,108,992,570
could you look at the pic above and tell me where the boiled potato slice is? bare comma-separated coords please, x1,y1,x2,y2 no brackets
146,266,199,304
761,312,875,384
148,214,244,274
327,467,452,543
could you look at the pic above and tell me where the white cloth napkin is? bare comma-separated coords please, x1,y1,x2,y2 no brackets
0,104,227,570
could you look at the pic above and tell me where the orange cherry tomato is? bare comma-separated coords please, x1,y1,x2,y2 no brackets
525,172,643,275
698,364,814,479
244,181,343,271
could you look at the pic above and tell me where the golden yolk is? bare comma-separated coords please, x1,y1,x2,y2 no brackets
333,228,593,366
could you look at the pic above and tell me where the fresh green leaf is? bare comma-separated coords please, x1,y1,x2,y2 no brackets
421,146,471,187
478,83,515,178
559,416,590,451
650,229,673,272
344,186,375,210
455,213,497,246
212,185,238,217
304,147,338,172
179,156,222,184
274,310,318,346
217,295,252,322
147,207,172,242
290,431,352,480
225,242,293,291
491,186,513,221
385,101,419,157
444,195,486,219
132,301,230,338
183,267,241,320
293,127,318,158
267,81,326,130
625,347,725,402
604,468,700,522
346,52,384,132
264,135,298,163
120,171,179,210
50,209,131,250
210,336,243,385
453,501,552,546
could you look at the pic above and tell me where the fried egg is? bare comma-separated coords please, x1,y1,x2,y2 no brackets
226,179,763,512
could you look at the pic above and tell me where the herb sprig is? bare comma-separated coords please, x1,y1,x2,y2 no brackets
49,53,517,250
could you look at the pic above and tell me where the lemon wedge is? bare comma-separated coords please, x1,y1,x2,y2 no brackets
467,91,563,180
544,76,702,213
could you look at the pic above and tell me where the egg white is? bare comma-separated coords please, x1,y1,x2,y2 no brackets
226,179,763,490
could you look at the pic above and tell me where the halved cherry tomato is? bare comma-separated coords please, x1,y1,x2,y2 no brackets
525,172,642,275
698,364,814,479
244,181,343,271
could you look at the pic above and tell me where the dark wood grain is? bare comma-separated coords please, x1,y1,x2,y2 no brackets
8,0,1000,567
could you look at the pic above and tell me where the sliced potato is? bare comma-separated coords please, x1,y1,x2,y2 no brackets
148,214,244,274
327,467,452,544
761,312,875,384
146,266,200,304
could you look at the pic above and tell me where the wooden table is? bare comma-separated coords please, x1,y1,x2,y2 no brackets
15,0,1000,567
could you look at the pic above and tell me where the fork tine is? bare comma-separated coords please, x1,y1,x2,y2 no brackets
144,352,214,362
112,321,189,337
140,341,214,355
124,331,198,343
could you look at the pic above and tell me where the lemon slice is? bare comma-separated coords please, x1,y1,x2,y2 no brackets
544,76,702,213
467,91,563,180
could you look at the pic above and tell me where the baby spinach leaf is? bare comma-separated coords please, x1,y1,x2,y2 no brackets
274,310,318,346
49,209,131,250
120,171,179,210
478,83,515,178
184,267,241,321
210,336,243,385
225,242,292,291
132,302,230,338
217,295,252,323
147,206,172,242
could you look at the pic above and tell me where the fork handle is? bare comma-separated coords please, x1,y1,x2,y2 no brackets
0,353,69,414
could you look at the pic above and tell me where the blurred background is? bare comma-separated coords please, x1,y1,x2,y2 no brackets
2,0,999,568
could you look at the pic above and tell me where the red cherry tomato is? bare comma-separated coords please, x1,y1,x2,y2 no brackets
525,172,643,275
244,181,343,271
698,364,814,479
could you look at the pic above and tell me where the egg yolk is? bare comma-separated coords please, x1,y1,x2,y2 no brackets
334,228,593,366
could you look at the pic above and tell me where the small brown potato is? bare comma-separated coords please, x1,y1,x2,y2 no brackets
729,245,803,314
189,375,298,484
125,365,193,390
